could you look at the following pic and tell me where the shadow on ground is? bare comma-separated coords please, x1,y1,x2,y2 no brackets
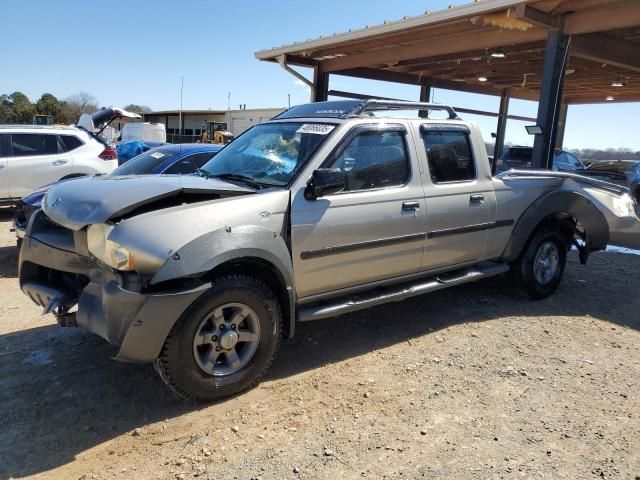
0,251,637,479
0,245,19,278
0,208,19,279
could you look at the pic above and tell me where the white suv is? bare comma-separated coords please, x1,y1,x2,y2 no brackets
0,125,118,204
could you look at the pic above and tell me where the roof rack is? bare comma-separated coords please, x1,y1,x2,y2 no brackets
344,99,459,120
272,99,459,120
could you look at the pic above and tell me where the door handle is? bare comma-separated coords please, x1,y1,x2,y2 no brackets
52,159,68,166
402,201,420,211
470,194,484,204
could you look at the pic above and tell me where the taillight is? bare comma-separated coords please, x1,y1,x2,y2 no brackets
99,146,117,160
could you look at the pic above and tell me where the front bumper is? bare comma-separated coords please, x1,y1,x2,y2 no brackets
19,211,208,363
12,201,31,240
13,220,25,239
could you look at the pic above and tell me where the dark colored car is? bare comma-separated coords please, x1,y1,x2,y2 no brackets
580,160,640,197
495,146,585,173
13,143,223,245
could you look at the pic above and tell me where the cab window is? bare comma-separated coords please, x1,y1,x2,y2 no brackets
328,130,409,192
422,129,475,183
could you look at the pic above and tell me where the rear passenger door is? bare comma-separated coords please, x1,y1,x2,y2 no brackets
7,133,72,198
291,124,427,299
419,124,495,271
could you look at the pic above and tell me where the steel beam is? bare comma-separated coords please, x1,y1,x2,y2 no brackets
419,84,432,118
532,30,571,170
493,90,511,173
555,103,568,150
313,66,329,102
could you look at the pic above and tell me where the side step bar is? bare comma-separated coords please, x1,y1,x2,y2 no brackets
297,263,509,322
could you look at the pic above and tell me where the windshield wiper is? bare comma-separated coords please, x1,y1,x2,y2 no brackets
196,168,212,178
210,172,264,189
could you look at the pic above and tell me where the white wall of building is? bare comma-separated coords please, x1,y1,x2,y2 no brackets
145,107,285,137
225,108,285,136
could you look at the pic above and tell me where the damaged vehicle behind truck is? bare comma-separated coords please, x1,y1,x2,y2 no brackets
18,100,640,401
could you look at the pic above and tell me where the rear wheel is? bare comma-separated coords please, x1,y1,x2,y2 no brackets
511,228,567,300
154,275,282,401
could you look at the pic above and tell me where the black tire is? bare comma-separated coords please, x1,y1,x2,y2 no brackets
16,237,23,250
511,228,567,300
154,275,282,402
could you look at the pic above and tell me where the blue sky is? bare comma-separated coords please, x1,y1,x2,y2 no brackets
1,0,638,150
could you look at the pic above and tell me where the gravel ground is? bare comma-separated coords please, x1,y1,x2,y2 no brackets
0,207,639,480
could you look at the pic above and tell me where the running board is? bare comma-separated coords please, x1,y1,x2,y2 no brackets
297,263,509,322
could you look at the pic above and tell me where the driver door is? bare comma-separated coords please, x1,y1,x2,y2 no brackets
291,124,427,299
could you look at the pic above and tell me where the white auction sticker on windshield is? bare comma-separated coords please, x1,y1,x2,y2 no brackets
150,152,166,159
297,124,335,135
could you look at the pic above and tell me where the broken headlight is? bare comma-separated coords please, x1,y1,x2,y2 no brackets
87,223,135,271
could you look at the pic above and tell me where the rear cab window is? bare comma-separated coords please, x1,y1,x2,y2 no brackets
421,126,476,183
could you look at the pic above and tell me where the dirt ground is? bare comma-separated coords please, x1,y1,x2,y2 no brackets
0,206,639,480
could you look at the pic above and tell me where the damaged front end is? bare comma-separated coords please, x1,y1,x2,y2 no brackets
18,174,258,362
19,209,210,362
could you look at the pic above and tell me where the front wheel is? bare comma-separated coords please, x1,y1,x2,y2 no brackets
511,228,567,300
154,275,282,401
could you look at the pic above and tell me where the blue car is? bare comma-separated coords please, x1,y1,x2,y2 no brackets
13,143,223,245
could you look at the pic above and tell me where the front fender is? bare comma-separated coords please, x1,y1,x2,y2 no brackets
503,190,609,261
150,225,294,288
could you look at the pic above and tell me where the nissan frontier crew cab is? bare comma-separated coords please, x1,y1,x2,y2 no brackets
19,100,640,401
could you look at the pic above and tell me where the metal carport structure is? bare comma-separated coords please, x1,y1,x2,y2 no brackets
256,0,640,169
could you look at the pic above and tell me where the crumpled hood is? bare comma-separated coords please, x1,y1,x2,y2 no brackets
42,174,254,231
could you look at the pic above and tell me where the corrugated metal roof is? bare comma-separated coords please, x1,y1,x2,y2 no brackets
255,0,532,60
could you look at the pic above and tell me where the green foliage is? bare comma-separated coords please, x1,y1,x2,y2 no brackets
123,104,152,114
0,94,11,124
35,93,62,121
6,91,35,124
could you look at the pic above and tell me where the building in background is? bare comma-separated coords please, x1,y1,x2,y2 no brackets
143,107,285,142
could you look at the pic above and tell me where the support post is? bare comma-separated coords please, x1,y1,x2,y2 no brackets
532,29,571,169
313,66,329,102
418,84,432,118
493,89,510,173
555,103,568,149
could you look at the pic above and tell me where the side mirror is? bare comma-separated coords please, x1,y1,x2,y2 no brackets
305,168,345,200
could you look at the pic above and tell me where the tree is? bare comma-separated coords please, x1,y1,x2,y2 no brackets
63,91,99,122
35,93,62,121
0,94,11,124
123,104,152,114
7,91,35,124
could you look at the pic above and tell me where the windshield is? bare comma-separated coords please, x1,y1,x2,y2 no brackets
109,148,177,175
199,122,335,186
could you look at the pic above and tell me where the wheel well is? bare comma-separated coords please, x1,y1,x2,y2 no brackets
632,184,640,204
533,212,577,248
204,258,293,338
